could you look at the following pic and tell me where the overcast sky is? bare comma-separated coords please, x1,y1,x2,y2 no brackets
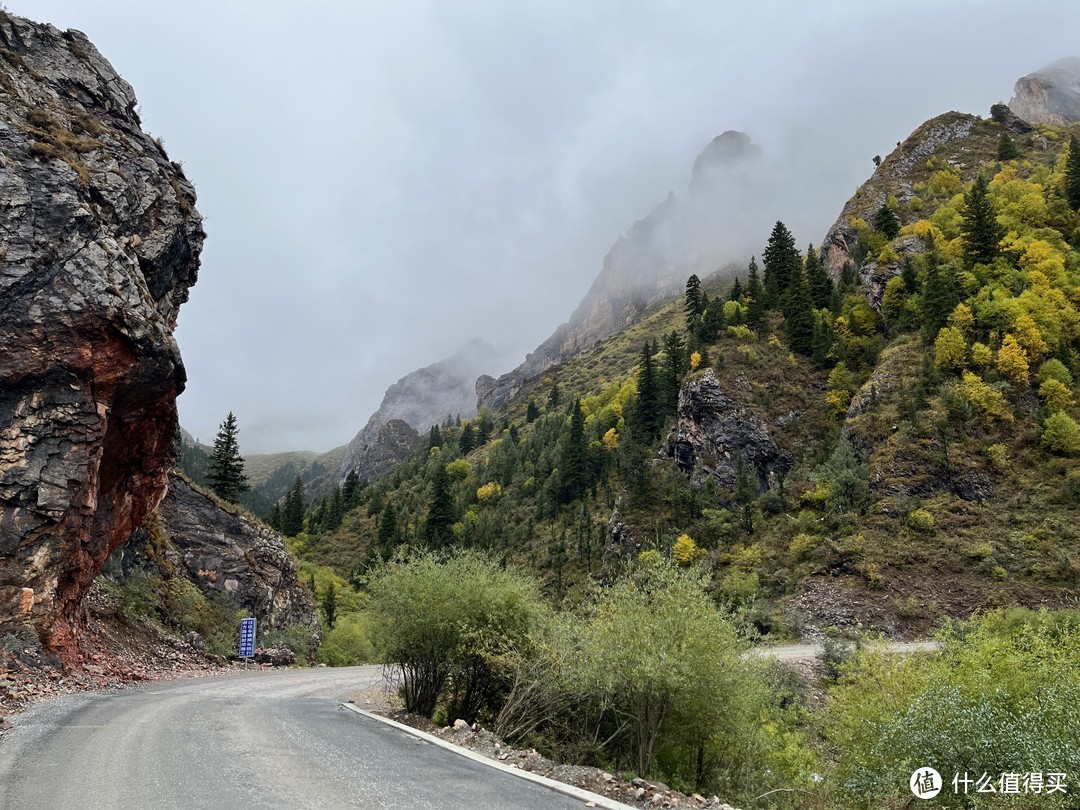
12,1,1080,452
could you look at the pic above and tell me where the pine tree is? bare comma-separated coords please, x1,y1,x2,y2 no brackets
321,580,337,630
459,422,475,455
997,132,1020,161
805,243,834,309
921,258,960,340
424,463,455,548
960,172,1002,266
684,274,704,334
558,399,590,503
281,476,305,536
873,202,900,239
525,400,540,423
1067,135,1080,210
784,261,815,356
378,502,398,552
762,221,800,309
728,277,743,302
206,412,249,502
342,469,361,506
547,383,561,411
631,340,662,441
428,424,443,449
745,256,766,332
659,331,687,416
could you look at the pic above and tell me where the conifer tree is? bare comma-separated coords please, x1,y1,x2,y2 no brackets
1067,134,1080,210
525,400,540,423
873,202,900,239
547,383,561,411
424,464,455,548
660,331,687,415
266,503,282,531
960,172,1002,266
281,476,305,537
921,259,961,340
321,580,337,630
784,261,815,356
207,412,249,502
459,422,475,455
378,502,398,552
805,243,834,309
762,221,800,309
428,424,443,449
745,256,767,333
631,340,662,441
729,277,743,302
997,132,1020,161
735,455,756,533
684,274,704,333
342,469,361,506
558,399,590,503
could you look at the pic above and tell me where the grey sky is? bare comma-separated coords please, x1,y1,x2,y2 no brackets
11,1,1080,452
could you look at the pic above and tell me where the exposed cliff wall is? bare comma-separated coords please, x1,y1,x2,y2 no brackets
119,476,319,637
0,13,203,658
1009,56,1080,125
664,369,791,492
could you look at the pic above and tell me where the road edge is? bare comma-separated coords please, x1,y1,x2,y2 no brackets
339,703,637,810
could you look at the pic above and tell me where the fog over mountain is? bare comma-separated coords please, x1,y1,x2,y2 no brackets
12,0,1080,452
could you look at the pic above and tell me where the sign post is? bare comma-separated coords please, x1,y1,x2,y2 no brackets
238,617,256,667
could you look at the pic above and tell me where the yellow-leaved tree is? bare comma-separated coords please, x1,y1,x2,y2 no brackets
995,334,1029,386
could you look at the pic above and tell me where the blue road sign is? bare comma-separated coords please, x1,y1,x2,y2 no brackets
238,617,256,658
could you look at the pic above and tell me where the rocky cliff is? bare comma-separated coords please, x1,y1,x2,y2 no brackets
665,369,791,492
119,475,319,636
340,338,500,482
1009,56,1080,125
0,13,203,658
478,131,760,412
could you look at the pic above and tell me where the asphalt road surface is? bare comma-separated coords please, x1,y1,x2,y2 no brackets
753,640,941,661
0,666,588,810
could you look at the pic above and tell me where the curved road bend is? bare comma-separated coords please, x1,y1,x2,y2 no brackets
0,666,587,810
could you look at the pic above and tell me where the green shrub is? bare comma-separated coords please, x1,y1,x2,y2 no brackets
162,578,242,656
823,612,1080,806
366,550,544,721
317,613,374,666
905,508,935,533
1041,411,1080,455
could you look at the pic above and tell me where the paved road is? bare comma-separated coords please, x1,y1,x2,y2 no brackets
751,640,940,661
0,666,587,810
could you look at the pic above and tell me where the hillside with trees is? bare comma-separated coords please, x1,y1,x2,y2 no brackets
249,101,1080,807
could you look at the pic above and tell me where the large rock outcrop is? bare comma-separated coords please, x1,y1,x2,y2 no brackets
0,13,203,657
665,369,790,492
340,419,421,484
479,131,761,412
340,338,499,482
1009,57,1080,125
119,476,318,636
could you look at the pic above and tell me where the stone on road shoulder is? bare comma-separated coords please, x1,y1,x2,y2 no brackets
0,666,584,810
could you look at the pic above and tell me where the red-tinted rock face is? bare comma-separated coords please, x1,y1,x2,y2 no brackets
0,13,203,660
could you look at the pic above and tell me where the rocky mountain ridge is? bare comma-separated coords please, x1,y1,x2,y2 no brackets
478,131,761,412
340,338,502,483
